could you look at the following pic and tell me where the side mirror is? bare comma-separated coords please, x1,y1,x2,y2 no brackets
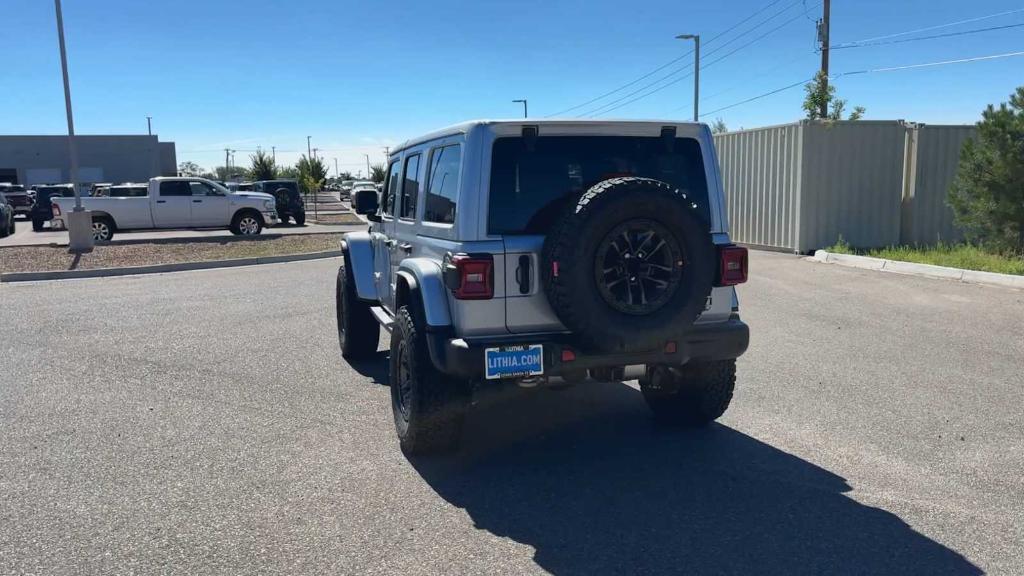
353,188,379,217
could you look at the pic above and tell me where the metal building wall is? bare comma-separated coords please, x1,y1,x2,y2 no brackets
798,121,907,252
901,125,975,245
713,123,803,252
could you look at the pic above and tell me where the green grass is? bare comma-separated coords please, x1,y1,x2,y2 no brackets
824,237,1024,275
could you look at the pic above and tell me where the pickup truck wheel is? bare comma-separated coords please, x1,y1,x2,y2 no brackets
639,360,736,426
294,211,306,226
32,218,44,232
336,259,379,359
92,217,114,242
390,305,468,455
542,177,715,353
231,211,263,235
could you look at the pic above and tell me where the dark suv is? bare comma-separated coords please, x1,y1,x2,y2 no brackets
0,184,33,218
0,191,15,237
29,184,76,231
254,180,305,225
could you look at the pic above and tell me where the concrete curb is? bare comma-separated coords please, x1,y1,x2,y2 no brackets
812,250,1024,290
1,250,342,283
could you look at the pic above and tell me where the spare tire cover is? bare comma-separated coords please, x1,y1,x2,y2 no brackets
542,177,715,353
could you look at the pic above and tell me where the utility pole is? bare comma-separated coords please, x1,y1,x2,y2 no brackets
54,0,92,251
306,136,312,160
146,116,152,135
312,147,320,161
334,157,339,177
224,148,231,180
512,99,528,118
271,146,276,162
676,34,700,121
818,0,831,119
363,154,371,178
383,146,390,158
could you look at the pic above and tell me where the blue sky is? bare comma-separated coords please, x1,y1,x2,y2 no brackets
2,0,1022,174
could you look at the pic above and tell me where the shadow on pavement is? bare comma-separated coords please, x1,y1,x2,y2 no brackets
345,350,389,386
410,381,979,575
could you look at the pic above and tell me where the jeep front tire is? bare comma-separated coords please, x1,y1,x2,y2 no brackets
335,257,379,359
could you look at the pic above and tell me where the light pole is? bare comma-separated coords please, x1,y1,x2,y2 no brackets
146,116,152,135
676,34,700,121
54,0,92,251
334,158,339,178
306,136,312,160
271,146,276,163
512,99,528,118
363,154,371,179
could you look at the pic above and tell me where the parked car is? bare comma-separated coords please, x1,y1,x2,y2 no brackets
29,184,76,231
0,191,16,237
253,179,305,225
339,180,355,199
336,120,750,454
226,182,255,192
350,181,377,200
0,183,33,218
50,177,278,241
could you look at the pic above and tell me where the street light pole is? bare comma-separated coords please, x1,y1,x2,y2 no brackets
306,136,312,160
271,146,276,163
54,0,92,251
363,154,371,178
512,99,528,118
146,116,152,136
676,34,700,121
334,157,339,178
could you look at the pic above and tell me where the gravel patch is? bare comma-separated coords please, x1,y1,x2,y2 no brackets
0,233,343,273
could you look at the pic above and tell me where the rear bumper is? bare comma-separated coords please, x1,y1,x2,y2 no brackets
426,317,749,381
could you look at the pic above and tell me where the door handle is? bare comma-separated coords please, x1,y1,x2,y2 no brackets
399,243,413,253
192,199,202,203
156,200,166,204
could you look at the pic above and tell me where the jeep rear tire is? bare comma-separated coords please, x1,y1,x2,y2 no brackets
390,305,468,455
336,255,379,360
639,360,736,426
542,177,715,353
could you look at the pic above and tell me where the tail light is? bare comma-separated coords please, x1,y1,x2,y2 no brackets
717,245,748,286
444,254,494,300
51,202,61,217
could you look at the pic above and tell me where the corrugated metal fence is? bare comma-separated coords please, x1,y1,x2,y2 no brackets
714,120,976,253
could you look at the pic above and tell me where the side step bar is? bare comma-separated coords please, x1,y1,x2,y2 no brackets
369,306,395,332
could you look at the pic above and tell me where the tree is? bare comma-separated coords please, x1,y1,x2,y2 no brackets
249,150,277,181
178,161,202,176
369,163,386,183
214,165,248,181
278,166,299,179
802,72,866,121
296,154,330,194
338,171,354,181
948,86,1024,251
711,118,728,134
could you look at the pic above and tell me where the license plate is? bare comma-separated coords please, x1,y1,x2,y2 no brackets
484,345,544,380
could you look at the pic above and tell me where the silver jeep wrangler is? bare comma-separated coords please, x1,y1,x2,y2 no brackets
336,120,749,454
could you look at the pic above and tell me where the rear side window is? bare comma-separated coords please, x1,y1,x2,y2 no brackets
160,181,191,196
382,161,401,216
488,136,710,235
424,145,460,224
400,154,421,219
108,187,147,197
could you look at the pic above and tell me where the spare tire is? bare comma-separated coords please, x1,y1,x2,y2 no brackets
542,177,715,353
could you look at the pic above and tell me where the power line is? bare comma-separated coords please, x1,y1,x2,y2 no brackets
830,22,1024,50
588,4,816,118
545,0,797,117
698,49,1024,118
831,7,1024,47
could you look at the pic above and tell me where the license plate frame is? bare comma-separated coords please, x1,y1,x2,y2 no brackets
484,344,544,380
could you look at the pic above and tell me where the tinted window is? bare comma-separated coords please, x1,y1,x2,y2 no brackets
488,136,710,235
424,145,460,224
400,154,421,219
108,186,148,197
189,182,218,196
382,161,401,216
160,181,192,197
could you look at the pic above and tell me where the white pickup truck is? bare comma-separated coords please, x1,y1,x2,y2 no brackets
51,177,279,241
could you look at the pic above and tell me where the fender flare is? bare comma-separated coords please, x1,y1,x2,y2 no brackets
340,232,379,302
395,258,453,329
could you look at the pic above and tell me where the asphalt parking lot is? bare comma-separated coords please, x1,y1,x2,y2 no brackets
1,251,1021,574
